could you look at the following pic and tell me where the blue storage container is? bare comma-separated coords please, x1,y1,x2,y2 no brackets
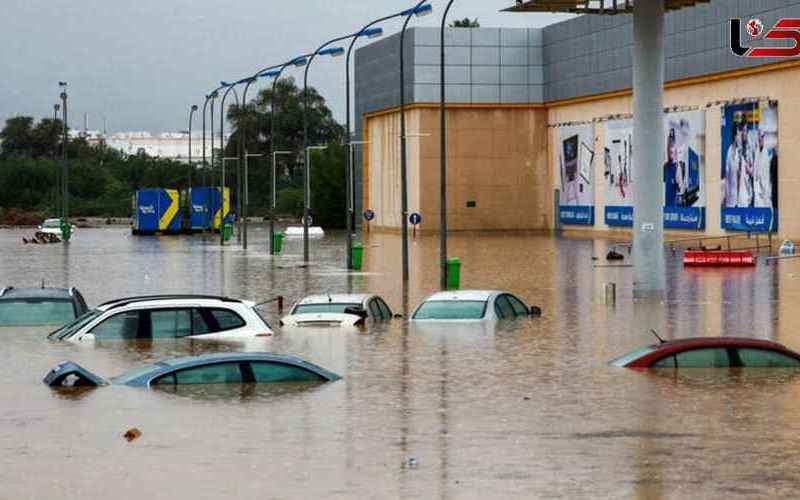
132,189,181,234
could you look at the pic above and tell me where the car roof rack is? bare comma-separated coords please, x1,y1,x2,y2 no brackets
99,294,242,311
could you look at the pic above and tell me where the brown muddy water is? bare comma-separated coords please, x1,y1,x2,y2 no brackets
2,225,800,499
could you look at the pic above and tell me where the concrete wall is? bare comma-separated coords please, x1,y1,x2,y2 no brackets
363,106,549,232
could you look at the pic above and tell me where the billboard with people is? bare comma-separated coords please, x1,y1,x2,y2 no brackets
663,110,706,229
558,125,595,225
721,101,779,232
603,110,706,229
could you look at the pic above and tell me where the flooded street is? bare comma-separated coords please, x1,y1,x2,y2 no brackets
2,225,800,499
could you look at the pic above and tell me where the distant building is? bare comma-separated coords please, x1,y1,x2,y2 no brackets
103,132,228,163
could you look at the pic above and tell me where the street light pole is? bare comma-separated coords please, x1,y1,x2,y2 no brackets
53,103,61,213
210,91,218,232
303,43,348,263
58,82,69,221
399,2,433,287
219,84,240,246
188,104,198,228
440,0,456,290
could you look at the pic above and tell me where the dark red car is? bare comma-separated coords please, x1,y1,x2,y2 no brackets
610,337,800,369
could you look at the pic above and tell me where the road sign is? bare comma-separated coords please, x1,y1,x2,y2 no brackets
409,212,422,225
363,209,375,221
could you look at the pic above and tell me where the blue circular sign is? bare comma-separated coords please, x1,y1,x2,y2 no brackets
363,209,375,221
409,212,422,225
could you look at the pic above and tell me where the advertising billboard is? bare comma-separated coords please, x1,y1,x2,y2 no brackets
603,110,706,229
721,101,778,232
663,110,706,229
558,124,595,225
603,119,634,227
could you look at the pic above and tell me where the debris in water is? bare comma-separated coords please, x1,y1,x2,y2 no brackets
124,428,142,442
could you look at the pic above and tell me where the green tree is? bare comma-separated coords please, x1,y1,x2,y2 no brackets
309,143,346,228
450,18,480,28
0,116,35,155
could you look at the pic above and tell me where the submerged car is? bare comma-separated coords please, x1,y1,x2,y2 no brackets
281,294,394,327
411,290,540,321
48,294,273,342
611,335,800,368
38,218,75,238
44,352,340,388
0,286,89,330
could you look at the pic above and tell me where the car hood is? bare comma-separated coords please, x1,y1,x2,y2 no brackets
281,313,363,327
0,325,64,336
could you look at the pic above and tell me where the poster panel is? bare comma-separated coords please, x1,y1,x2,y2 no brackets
721,101,778,232
558,124,595,225
664,110,706,229
603,119,634,227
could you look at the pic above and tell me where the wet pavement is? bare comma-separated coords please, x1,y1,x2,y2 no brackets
2,225,800,499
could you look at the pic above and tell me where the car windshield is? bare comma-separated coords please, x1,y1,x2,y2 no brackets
292,303,361,315
42,219,61,228
413,300,488,320
609,345,658,367
49,309,102,339
0,299,75,326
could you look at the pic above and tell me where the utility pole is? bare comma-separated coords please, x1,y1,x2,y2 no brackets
59,82,69,220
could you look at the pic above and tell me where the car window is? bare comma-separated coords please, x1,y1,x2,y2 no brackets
249,362,324,382
192,309,212,335
495,296,514,319
368,300,381,319
0,299,76,326
208,308,245,331
50,309,103,339
507,295,529,316
651,355,676,368
150,309,191,338
90,311,141,339
171,362,243,385
737,348,800,368
293,303,361,314
413,300,487,320
377,299,392,320
673,348,731,368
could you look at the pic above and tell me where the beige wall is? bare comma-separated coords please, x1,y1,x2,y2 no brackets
363,63,800,239
363,105,550,232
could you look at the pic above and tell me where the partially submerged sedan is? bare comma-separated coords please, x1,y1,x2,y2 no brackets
44,352,340,388
411,290,541,321
611,336,800,369
281,294,394,327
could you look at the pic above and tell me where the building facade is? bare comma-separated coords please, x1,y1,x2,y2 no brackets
355,0,800,238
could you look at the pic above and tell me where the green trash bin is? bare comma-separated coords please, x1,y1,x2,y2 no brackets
222,223,233,242
272,232,284,254
447,257,461,290
351,242,364,271
60,219,72,242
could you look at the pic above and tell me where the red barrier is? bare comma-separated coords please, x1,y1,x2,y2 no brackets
683,250,756,267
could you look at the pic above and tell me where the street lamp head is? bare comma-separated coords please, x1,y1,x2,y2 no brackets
292,57,309,67
259,70,281,79
238,77,255,85
318,47,345,58
220,81,232,87
413,3,433,17
191,105,199,111
58,81,68,87
54,104,60,111
360,27,384,39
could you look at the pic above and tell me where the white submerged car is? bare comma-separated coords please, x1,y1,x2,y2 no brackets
38,218,76,238
48,295,274,342
284,225,325,238
411,290,541,322
281,294,394,327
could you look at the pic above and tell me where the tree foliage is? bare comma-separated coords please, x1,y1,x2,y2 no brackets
450,18,480,28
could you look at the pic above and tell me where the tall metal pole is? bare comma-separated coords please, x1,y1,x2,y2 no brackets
202,95,210,230
53,103,61,213
440,0,455,290
270,75,282,255
59,83,69,221
399,7,421,286
632,0,666,298
219,85,239,246
210,93,217,234
188,105,198,228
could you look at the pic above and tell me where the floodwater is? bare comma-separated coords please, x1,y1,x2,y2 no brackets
2,225,800,499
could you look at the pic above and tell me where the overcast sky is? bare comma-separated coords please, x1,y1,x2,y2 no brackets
0,1,572,133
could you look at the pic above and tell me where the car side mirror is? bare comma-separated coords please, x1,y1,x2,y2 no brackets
393,313,404,319
344,306,368,319
529,306,542,317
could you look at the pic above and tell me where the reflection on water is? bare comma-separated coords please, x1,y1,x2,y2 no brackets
2,225,800,498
